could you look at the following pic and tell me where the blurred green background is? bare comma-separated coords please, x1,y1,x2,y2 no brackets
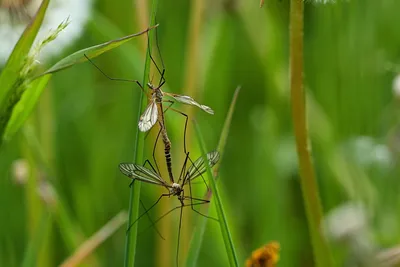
2,0,400,266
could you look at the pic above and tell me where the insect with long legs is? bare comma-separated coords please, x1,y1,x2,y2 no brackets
119,150,220,266
84,28,214,183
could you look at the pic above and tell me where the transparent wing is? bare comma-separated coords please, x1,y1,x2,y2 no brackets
165,93,214,115
184,151,220,184
119,163,167,186
138,101,158,132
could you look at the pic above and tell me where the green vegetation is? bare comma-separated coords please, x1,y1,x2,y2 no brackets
1,0,399,266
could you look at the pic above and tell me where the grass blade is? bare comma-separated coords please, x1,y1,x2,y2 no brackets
123,1,159,266
60,211,128,267
21,211,51,267
185,86,240,267
194,122,239,267
1,25,157,145
0,0,49,106
3,75,50,141
37,25,158,77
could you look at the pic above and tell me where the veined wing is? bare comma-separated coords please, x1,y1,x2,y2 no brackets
183,151,220,184
119,163,168,186
164,93,214,115
138,100,158,132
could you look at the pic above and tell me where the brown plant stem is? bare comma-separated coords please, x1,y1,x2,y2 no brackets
289,0,333,266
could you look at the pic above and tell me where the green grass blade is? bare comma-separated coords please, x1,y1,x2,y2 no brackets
0,0,49,106
21,211,51,267
3,75,51,142
185,86,241,267
1,24,157,144
38,25,158,78
214,86,240,178
194,123,239,267
123,1,159,266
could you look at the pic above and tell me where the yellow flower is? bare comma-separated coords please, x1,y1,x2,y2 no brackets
245,241,280,267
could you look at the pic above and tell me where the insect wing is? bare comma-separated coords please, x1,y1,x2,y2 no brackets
184,151,220,184
138,101,158,132
166,93,214,115
119,163,166,186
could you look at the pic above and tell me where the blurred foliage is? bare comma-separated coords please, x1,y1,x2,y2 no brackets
2,0,400,266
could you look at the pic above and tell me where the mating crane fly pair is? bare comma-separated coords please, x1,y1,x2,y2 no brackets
84,29,218,266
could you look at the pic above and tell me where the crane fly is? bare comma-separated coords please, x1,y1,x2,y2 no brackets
84,50,213,183
119,150,220,266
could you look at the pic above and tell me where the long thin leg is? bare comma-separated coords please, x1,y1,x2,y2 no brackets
83,54,149,96
145,25,165,86
177,152,190,185
139,199,165,240
143,159,158,175
150,126,163,175
182,155,210,192
162,100,189,155
185,160,216,222
127,193,170,232
184,187,218,222
176,200,184,267
140,200,216,235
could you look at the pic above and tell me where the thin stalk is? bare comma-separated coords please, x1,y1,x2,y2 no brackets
123,1,159,266
289,1,333,266
194,123,239,267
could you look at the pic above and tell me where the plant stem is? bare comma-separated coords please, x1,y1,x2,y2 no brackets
289,1,333,266
123,1,159,266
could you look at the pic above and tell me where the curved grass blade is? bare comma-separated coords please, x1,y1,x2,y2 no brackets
186,86,240,267
194,123,239,267
36,25,158,78
0,0,49,106
2,25,157,144
0,0,49,147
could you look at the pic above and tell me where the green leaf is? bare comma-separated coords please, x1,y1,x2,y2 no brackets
194,123,239,267
0,0,50,108
37,25,158,78
3,75,51,141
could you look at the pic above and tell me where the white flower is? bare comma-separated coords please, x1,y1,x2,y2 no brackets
0,0,92,65
323,202,367,241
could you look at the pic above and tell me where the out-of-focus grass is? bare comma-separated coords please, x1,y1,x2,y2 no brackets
3,0,400,266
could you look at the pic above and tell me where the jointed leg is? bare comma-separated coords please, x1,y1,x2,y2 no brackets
140,199,165,240
127,193,170,232
162,100,189,154
83,54,149,96
143,159,158,175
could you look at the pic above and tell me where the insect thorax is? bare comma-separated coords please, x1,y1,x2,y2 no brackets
154,89,163,103
170,183,182,196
